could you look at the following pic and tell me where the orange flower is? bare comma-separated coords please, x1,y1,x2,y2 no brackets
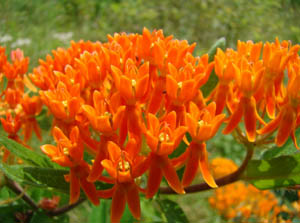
0,112,23,162
40,81,82,122
145,111,187,197
20,95,43,142
111,59,149,106
258,62,300,148
212,48,238,114
223,57,265,142
255,39,300,118
100,140,148,222
41,126,99,205
174,102,225,187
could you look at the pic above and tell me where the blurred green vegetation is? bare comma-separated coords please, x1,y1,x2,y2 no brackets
1,0,300,68
1,0,300,222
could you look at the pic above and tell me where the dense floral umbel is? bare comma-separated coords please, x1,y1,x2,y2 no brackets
2,29,300,222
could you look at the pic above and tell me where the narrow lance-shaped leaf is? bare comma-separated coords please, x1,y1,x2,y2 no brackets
0,135,61,168
0,163,69,193
241,153,300,190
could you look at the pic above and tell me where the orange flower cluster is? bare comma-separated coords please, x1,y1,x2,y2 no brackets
30,29,220,222
0,47,42,163
211,39,300,146
209,158,290,222
1,29,300,222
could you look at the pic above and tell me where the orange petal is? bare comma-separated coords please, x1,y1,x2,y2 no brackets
243,97,257,142
182,143,200,187
101,160,117,179
223,101,244,135
80,177,100,205
257,112,282,135
171,149,189,168
159,142,174,156
110,65,121,89
40,145,58,158
179,80,195,102
69,169,80,204
96,116,112,133
146,155,163,198
215,84,229,115
69,98,81,119
107,142,121,163
125,183,141,220
161,155,185,194
88,150,106,182
166,75,178,99
111,185,126,223
276,111,295,147
120,76,134,102
97,187,114,199
136,74,149,99
199,143,217,188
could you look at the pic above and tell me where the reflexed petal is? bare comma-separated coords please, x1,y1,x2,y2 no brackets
276,111,295,147
182,144,200,187
111,185,126,223
257,112,282,135
80,177,100,205
199,143,217,188
125,183,141,220
88,150,106,182
215,84,229,115
244,97,257,142
162,155,185,194
146,155,163,198
69,169,80,204
223,102,244,135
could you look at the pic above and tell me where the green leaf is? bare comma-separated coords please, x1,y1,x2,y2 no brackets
0,163,69,193
241,153,300,190
157,199,188,223
262,128,300,159
207,37,226,62
0,135,60,169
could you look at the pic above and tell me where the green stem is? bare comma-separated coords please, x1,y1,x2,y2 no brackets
5,176,86,216
5,176,39,210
